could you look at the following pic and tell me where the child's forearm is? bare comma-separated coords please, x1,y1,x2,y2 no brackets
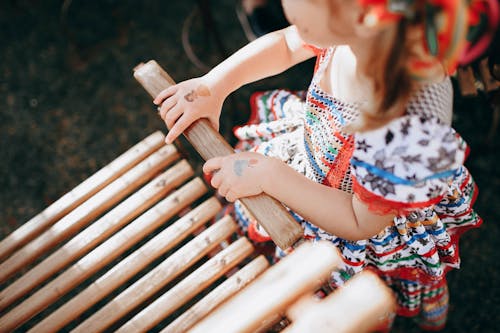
262,159,393,241
205,25,315,96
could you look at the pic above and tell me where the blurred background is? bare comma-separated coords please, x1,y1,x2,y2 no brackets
0,0,498,332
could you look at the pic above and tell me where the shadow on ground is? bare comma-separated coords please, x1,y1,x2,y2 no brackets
0,1,498,332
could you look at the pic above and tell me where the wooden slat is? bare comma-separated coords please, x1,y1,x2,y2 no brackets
0,144,178,285
189,241,341,333
30,196,221,333
0,159,190,317
0,131,165,263
118,237,255,332
72,215,238,333
162,255,269,333
0,145,178,286
134,60,303,250
457,66,478,96
283,271,396,333
0,167,201,332
478,58,500,92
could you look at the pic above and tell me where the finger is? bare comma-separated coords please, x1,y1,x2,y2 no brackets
203,157,222,174
225,190,237,202
210,171,222,188
158,97,178,120
208,115,220,132
218,183,230,197
165,114,192,144
164,104,184,129
154,85,177,105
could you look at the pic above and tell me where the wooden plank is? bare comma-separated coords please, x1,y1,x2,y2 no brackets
72,215,238,333
118,237,255,332
478,58,500,92
162,256,269,333
189,241,341,333
0,166,201,332
456,66,478,96
133,60,303,250
283,271,396,333
30,196,221,333
0,144,178,285
0,131,165,263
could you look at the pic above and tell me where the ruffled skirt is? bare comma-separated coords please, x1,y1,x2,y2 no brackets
232,90,482,330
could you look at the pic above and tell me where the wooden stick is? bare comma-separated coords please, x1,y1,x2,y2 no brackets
282,271,396,333
117,237,255,332
457,66,478,96
0,167,201,332
162,255,269,333
0,131,165,263
30,196,221,333
0,144,178,285
133,60,303,250
188,241,341,333
478,58,500,92
72,215,238,333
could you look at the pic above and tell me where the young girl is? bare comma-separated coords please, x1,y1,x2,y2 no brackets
154,0,497,330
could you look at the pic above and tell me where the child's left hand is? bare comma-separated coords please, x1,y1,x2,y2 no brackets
203,152,272,202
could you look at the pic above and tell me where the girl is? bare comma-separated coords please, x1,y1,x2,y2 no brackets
154,0,497,330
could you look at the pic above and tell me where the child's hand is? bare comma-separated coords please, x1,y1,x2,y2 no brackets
153,77,224,144
203,152,273,202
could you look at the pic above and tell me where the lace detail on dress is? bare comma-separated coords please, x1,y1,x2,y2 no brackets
406,78,454,125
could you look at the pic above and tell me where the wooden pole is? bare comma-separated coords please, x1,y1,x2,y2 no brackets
117,237,255,332
162,255,269,333
188,241,341,333
456,66,478,96
0,144,179,286
133,60,303,250
0,131,165,263
0,167,202,332
30,196,222,333
283,271,396,333
72,215,238,333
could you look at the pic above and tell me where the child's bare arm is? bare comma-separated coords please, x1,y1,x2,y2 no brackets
203,25,315,96
154,25,315,143
204,153,393,241
262,159,394,240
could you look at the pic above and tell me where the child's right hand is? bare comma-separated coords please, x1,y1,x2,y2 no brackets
153,76,224,144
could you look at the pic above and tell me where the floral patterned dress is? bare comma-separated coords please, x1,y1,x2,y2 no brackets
232,47,481,330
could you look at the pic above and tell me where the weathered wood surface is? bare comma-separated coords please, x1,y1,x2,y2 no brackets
134,60,303,250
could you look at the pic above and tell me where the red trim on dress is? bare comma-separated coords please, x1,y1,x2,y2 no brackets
323,135,355,189
351,177,445,216
247,221,272,243
302,44,326,73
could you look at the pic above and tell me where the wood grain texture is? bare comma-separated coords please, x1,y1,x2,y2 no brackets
133,60,303,250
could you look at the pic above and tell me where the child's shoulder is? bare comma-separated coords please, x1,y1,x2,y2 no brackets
406,76,454,126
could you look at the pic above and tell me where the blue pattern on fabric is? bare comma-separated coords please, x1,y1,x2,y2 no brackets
309,89,345,125
351,158,457,185
304,140,326,178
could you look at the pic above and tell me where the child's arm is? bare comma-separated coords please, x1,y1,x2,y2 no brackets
154,25,315,144
203,152,394,241
262,158,394,240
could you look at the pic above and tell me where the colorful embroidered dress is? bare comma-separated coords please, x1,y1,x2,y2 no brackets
232,47,482,330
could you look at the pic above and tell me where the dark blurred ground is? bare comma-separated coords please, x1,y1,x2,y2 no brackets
0,1,498,332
